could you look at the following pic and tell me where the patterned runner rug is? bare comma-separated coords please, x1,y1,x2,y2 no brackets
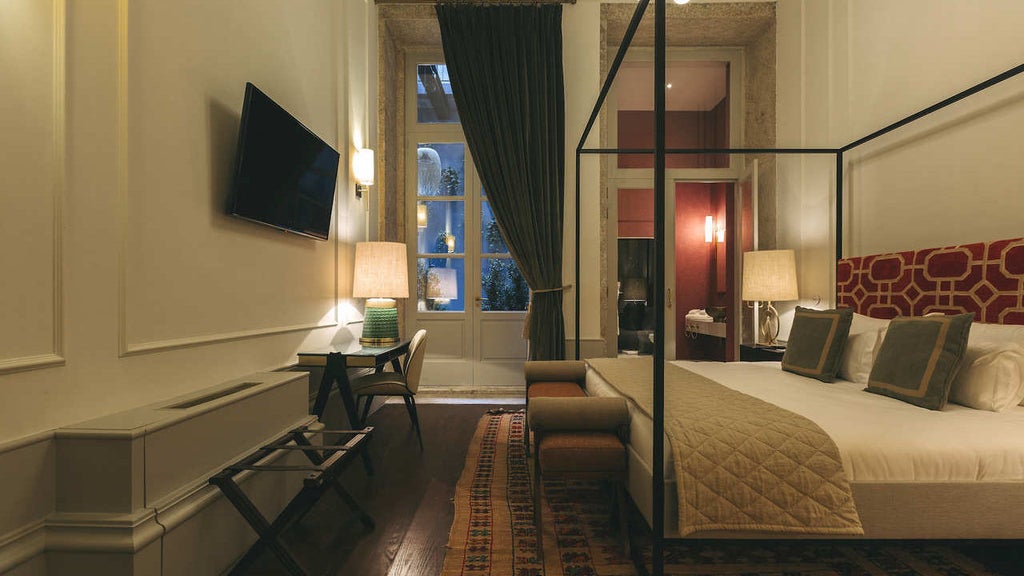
441,411,1002,576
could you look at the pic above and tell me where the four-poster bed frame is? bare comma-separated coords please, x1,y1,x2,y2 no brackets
571,0,1024,573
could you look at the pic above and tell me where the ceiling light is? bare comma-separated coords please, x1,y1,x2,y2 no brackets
674,0,691,4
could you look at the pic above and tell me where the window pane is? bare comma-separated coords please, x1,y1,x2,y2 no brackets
480,258,528,312
416,201,464,255
416,64,460,124
480,201,509,254
417,258,464,312
417,143,465,197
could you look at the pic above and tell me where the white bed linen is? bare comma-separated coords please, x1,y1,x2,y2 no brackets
587,360,1024,484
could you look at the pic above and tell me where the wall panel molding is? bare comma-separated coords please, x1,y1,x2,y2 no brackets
0,0,66,375
114,0,340,357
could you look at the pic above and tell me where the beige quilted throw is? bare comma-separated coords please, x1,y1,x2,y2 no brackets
587,357,863,537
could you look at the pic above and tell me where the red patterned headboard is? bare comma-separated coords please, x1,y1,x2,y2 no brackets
837,238,1024,324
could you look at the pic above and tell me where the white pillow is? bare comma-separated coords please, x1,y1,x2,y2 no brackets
838,328,881,383
968,322,1024,346
948,341,1024,412
850,312,890,335
838,314,890,383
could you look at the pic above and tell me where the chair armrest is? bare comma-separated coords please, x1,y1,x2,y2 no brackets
524,360,586,385
527,397,628,433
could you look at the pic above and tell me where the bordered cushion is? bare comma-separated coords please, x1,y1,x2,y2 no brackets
781,307,854,382
866,314,973,410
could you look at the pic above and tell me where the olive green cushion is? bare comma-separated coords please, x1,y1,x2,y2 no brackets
866,314,973,410
781,307,854,382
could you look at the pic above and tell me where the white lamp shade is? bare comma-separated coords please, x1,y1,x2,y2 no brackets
353,148,375,185
352,241,409,299
426,267,458,300
742,249,798,302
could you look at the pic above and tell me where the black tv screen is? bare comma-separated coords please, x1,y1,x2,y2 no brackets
229,83,339,240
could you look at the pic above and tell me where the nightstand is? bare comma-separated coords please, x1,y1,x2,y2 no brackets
740,343,786,362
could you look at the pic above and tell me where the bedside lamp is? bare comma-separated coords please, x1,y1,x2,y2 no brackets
353,241,409,346
742,249,798,346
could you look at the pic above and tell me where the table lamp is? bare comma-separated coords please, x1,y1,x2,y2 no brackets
353,241,409,346
742,249,798,346
426,267,459,303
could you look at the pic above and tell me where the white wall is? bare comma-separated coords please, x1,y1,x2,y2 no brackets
776,0,1024,326
0,0,375,570
0,0,374,441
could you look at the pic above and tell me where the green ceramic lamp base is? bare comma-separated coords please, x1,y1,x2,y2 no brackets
360,299,399,346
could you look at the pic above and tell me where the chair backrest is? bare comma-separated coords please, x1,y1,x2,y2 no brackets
403,329,428,394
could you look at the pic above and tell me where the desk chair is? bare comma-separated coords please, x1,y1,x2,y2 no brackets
351,329,427,449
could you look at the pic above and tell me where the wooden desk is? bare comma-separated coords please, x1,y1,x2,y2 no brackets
298,339,411,427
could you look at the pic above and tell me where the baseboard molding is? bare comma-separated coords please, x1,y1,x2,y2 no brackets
45,510,163,553
0,521,46,574
417,385,524,398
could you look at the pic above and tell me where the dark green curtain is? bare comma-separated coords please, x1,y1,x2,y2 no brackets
436,4,566,361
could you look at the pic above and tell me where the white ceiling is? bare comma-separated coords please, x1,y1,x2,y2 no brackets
615,61,727,111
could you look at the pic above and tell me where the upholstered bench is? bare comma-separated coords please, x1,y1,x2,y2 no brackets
524,360,587,453
527,396,630,560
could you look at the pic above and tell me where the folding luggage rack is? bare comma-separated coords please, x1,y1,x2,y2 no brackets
210,425,375,575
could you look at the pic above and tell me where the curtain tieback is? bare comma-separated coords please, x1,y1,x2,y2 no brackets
531,284,572,294
522,284,572,339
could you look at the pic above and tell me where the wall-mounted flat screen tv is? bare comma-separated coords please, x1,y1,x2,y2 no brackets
229,82,339,241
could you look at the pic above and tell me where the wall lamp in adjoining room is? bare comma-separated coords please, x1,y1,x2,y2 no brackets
353,148,374,199
704,216,725,243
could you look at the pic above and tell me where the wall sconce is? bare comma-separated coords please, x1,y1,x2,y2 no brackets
417,203,428,228
705,216,725,243
353,148,374,199
444,232,456,253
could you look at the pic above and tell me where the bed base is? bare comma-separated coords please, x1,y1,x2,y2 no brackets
626,446,1024,540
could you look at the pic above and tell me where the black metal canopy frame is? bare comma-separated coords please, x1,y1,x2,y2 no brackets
572,1,1024,573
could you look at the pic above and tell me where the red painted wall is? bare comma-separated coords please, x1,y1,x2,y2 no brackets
674,182,734,360
616,98,729,169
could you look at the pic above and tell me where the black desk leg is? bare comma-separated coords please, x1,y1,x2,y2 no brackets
325,353,361,428
324,354,375,476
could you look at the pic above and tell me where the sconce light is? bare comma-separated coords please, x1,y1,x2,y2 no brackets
705,215,725,244
417,203,428,228
353,148,375,199
444,233,456,253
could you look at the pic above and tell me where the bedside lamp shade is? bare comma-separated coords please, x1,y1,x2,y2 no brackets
742,249,798,345
353,242,409,346
742,250,798,302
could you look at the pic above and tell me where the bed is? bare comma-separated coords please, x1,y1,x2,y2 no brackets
586,237,1024,539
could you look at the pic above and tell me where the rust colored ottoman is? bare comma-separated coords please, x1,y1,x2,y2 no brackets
527,396,630,560
524,360,587,454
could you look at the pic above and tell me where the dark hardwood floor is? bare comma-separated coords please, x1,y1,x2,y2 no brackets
237,402,1024,576
244,402,517,576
